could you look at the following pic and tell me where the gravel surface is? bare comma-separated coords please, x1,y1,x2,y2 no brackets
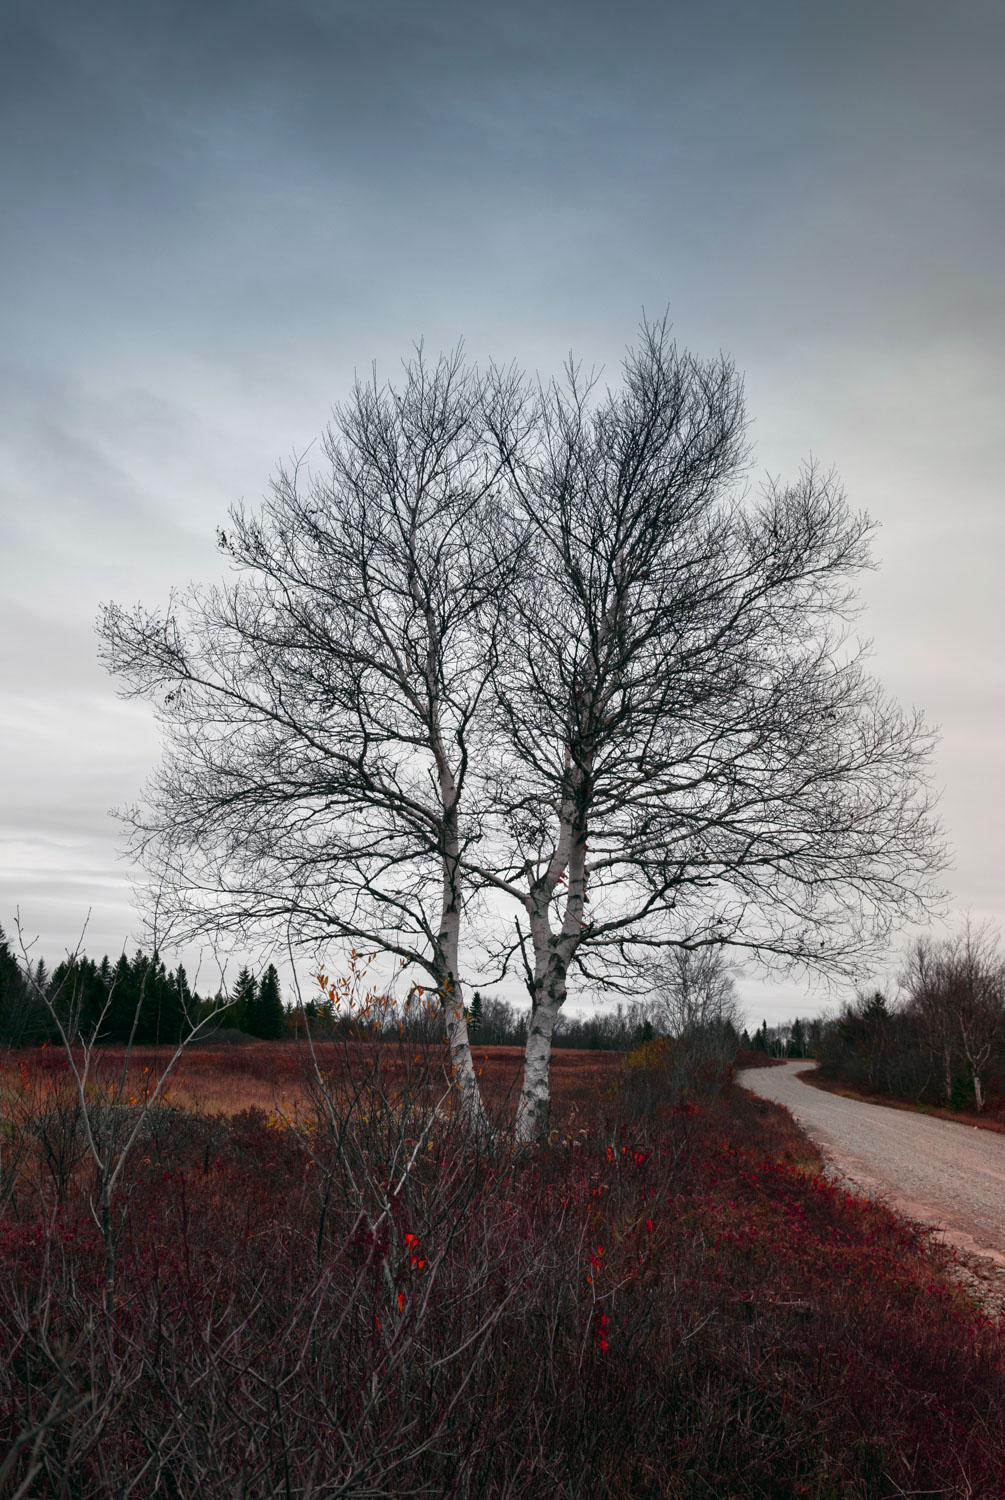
741,1061,1005,1281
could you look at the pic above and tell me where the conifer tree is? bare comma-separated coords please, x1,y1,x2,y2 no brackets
50,955,92,1040
253,964,284,1040
86,956,113,1037
0,924,34,1044
82,958,107,1038
0,926,16,990
153,962,190,1044
230,966,257,1032
106,953,138,1043
140,952,166,1044
132,950,158,1044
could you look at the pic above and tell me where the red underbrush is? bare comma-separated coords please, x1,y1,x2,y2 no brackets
0,1037,1002,1497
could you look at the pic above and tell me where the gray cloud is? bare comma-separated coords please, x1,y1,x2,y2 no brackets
2,0,1002,1019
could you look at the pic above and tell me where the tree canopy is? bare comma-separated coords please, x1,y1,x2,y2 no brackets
98,321,943,1138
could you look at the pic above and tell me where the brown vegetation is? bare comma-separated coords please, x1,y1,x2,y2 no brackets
734,1046,787,1071
0,1040,626,1128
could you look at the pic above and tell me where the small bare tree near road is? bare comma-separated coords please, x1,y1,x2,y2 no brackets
903,921,1005,1110
650,947,741,1041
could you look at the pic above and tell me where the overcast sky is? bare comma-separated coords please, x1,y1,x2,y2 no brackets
2,0,1002,1023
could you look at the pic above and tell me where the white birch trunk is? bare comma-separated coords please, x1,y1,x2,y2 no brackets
436,891,490,1134
514,808,588,1144
432,729,490,1135
514,990,562,1143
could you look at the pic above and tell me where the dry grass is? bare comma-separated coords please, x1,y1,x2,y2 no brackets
1,1040,626,1133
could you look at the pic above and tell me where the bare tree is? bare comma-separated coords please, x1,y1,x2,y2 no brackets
99,324,943,1145
99,350,522,1131
901,935,957,1104
477,320,943,1141
649,947,741,1040
902,921,1005,1110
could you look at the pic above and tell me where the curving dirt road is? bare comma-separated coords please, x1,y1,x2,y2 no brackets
741,1061,1005,1269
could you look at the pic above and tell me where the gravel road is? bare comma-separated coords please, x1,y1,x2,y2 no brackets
741,1061,1005,1269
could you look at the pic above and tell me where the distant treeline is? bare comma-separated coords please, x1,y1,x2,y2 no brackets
0,926,283,1046
816,924,1005,1112
292,992,668,1052
1,929,653,1052
742,1018,819,1060
3,925,753,1058
463,995,661,1051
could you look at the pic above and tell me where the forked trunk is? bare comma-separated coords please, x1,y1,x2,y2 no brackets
513,806,589,1145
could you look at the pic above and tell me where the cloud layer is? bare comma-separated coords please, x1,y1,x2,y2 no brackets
2,0,1002,1019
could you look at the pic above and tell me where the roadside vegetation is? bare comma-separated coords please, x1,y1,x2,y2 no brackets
1,998,1004,1496
811,921,1005,1124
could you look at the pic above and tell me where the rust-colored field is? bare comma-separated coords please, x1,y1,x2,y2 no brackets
4,1041,625,1131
